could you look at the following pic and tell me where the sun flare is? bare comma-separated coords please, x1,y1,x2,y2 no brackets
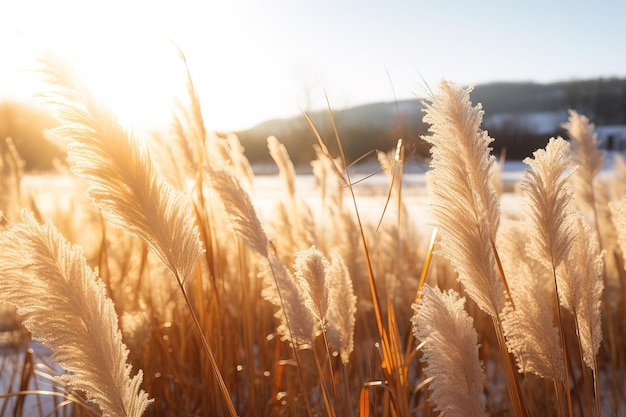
62,34,186,134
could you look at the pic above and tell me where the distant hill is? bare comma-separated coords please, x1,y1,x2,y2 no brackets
3,77,626,171
235,77,626,167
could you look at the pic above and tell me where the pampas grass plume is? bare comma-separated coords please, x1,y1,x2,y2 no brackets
39,54,203,284
294,246,330,324
422,80,503,317
520,137,575,270
206,163,270,258
0,210,151,417
326,252,357,364
261,253,316,347
412,284,487,417
560,215,604,369
563,110,604,211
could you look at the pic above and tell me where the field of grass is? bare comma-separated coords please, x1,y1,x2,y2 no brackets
1,54,625,417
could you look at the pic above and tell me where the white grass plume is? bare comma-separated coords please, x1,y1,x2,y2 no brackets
294,246,330,324
38,54,203,284
501,262,564,380
559,215,604,369
326,252,356,365
205,163,270,258
422,81,503,317
610,197,626,267
563,110,604,212
261,253,316,347
520,137,575,270
268,135,296,198
412,284,487,417
498,218,562,381
0,210,151,417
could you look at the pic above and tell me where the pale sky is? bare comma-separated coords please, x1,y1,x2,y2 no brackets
1,0,625,131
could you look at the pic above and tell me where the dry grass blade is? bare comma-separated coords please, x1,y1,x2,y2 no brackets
414,227,438,311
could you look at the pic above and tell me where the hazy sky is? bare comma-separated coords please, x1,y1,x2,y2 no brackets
1,0,625,131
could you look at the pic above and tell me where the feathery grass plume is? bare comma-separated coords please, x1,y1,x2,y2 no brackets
609,197,626,267
563,110,604,212
294,246,330,324
501,262,564,380
266,135,316,263
261,253,316,347
0,136,24,224
519,137,577,414
311,145,344,209
268,135,296,198
38,54,203,285
498,218,562,381
520,137,575,270
205,163,269,258
326,252,356,365
226,133,256,188
412,284,487,417
0,210,151,417
559,215,604,369
608,153,626,200
422,81,503,317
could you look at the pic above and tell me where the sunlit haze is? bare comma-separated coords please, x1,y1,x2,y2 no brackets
1,0,625,132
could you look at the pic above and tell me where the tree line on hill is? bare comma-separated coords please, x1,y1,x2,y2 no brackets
2,77,626,172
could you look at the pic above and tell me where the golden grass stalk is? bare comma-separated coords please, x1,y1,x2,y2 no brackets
411,284,487,417
421,81,504,317
0,210,151,417
305,98,418,417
